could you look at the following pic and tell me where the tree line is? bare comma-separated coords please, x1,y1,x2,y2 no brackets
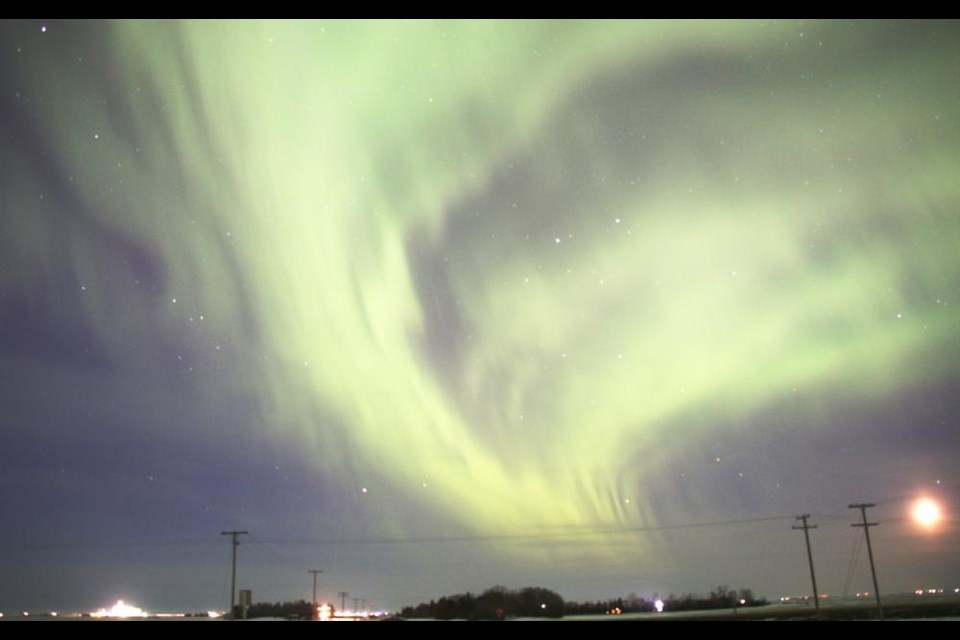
399,586,565,619
399,584,766,619
236,584,767,620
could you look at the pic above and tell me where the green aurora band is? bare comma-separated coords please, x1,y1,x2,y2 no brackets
5,20,959,561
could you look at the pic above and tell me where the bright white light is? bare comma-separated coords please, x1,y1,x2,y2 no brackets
317,603,332,621
90,600,147,618
654,599,664,613
912,497,942,529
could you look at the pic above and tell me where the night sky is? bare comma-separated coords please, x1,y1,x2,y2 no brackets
1,20,958,614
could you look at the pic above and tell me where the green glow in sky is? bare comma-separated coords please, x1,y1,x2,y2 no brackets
9,20,960,563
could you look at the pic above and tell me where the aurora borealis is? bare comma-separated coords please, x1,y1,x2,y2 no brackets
1,20,958,613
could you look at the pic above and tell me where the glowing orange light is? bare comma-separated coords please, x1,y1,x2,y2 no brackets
912,497,942,529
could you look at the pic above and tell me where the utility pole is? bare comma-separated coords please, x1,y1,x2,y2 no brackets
309,569,324,605
361,598,367,615
221,530,248,620
850,503,883,620
792,514,820,616
338,591,349,615
353,597,360,612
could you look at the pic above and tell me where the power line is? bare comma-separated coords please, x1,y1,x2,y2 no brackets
870,481,960,508
3,482,953,553
841,526,864,599
249,514,796,546
244,540,302,571
220,551,232,615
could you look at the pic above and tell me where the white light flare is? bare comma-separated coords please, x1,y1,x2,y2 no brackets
90,599,147,618
912,497,942,530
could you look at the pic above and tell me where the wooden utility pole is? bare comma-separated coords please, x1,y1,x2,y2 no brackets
309,569,324,605
792,514,820,616
850,503,883,620
221,530,248,620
